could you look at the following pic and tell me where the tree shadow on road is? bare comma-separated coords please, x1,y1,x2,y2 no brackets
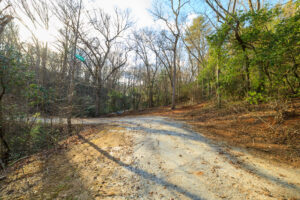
120,118,300,194
77,133,205,200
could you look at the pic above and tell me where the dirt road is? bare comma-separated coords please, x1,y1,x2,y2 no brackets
2,116,300,199
114,116,300,200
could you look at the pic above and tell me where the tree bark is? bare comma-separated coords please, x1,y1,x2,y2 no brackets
202,79,204,98
145,63,153,108
171,35,179,110
208,81,210,97
216,54,221,108
248,0,254,11
95,85,101,116
244,51,251,92
235,31,250,92
41,43,48,86
0,98,9,165
149,85,153,108
257,0,261,10
67,0,82,134
35,43,41,83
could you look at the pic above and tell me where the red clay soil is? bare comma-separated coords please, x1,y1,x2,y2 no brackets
119,98,300,167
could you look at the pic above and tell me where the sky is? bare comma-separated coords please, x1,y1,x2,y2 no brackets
16,0,156,44
15,0,290,46
89,0,154,27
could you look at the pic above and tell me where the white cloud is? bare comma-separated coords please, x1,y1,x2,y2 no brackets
87,0,154,28
16,0,155,45
187,13,198,25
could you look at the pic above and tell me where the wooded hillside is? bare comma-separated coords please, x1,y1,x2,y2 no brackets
0,0,299,165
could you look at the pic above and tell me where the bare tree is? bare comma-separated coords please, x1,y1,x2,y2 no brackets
77,8,132,116
0,1,13,34
53,0,84,132
11,0,51,86
148,30,173,88
66,0,82,132
132,29,159,107
151,0,189,109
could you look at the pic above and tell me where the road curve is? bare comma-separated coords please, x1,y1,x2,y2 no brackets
111,116,300,200
31,115,300,199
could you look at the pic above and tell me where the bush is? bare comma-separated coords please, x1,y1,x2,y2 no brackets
5,120,66,161
246,91,269,105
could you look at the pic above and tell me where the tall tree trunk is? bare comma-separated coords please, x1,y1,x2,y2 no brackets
208,81,210,98
235,31,250,92
146,66,153,108
244,52,250,92
35,44,41,83
95,85,101,116
67,0,82,134
216,54,221,108
248,0,254,11
59,41,68,97
95,67,102,116
257,63,265,92
202,79,204,98
0,100,9,165
257,0,261,10
164,80,169,106
171,36,179,110
41,42,48,86
67,69,74,134
171,66,176,109
149,85,153,108
284,75,296,94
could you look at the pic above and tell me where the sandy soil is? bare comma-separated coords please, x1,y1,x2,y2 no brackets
1,116,300,199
